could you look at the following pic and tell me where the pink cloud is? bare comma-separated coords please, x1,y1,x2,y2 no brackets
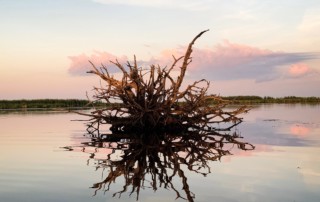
68,51,128,76
148,40,316,82
150,40,274,70
190,40,274,69
287,63,313,78
68,41,317,82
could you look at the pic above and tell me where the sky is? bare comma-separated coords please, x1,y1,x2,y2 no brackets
1,0,320,99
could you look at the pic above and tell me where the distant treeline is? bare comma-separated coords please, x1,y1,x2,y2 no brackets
0,99,93,110
1,96,320,110
219,96,320,104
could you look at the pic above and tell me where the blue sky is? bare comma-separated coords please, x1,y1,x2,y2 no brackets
0,0,319,99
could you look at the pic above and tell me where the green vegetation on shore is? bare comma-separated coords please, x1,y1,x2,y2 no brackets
220,96,320,104
0,99,92,110
0,96,319,110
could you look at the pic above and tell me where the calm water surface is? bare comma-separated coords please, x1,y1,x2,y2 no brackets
0,104,319,202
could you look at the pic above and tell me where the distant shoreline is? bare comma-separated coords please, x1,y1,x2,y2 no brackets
0,96,320,110
0,99,95,111
219,96,320,104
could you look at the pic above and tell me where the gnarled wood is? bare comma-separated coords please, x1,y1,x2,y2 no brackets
80,30,250,134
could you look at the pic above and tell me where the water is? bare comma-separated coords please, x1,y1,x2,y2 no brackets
0,104,319,202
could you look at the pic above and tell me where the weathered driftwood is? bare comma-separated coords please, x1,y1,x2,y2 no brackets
80,30,250,134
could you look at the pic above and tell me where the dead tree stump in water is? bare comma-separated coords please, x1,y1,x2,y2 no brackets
81,30,250,135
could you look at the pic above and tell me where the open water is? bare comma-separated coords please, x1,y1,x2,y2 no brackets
0,104,319,202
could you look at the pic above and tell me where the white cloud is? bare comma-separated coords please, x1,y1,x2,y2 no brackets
92,0,213,10
295,8,320,51
298,8,320,35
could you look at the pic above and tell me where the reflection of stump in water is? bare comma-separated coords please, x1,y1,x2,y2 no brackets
78,130,254,202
